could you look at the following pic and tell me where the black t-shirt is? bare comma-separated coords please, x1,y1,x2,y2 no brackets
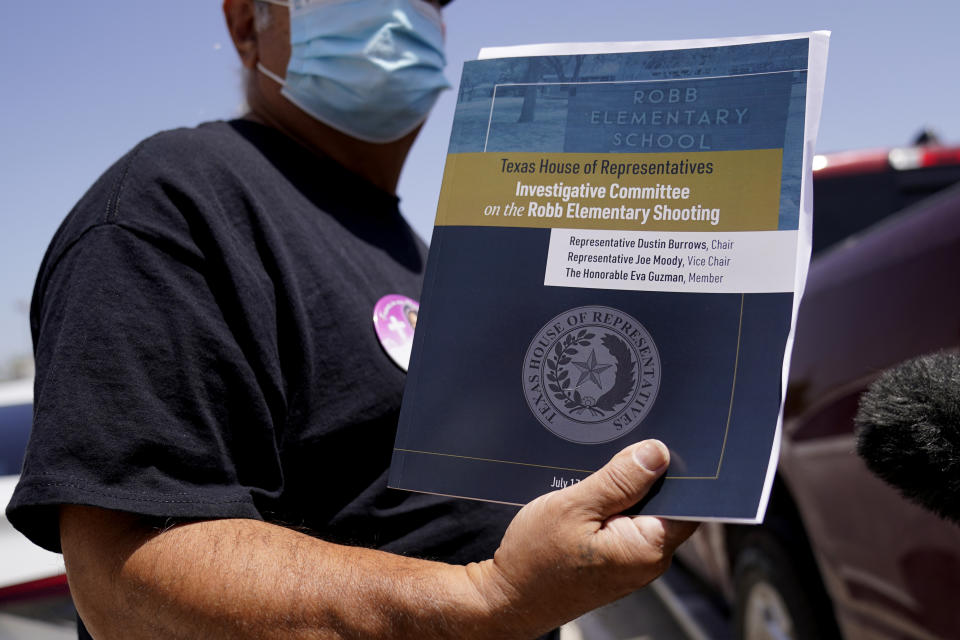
7,120,520,566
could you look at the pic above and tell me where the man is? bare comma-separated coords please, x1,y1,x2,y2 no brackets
6,1,697,637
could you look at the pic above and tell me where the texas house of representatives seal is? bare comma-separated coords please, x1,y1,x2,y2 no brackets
523,306,662,444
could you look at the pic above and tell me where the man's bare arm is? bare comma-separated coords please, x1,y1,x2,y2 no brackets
61,506,494,639
60,440,697,639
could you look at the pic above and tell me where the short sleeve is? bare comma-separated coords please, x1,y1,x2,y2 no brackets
7,221,283,552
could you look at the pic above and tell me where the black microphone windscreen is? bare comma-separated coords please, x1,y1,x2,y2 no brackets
855,351,960,524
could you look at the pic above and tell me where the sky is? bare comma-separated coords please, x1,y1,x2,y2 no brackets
1,0,958,370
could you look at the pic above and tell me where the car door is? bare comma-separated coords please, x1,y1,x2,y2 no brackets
782,185,960,640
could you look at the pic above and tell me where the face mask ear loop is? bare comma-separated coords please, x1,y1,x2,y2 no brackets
257,62,287,86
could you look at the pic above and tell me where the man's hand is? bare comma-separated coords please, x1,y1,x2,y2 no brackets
61,439,696,639
469,439,698,637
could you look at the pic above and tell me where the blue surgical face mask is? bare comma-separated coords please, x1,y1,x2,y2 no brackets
257,0,450,143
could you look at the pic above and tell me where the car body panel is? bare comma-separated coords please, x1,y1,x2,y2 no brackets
0,379,66,593
679,155,960,639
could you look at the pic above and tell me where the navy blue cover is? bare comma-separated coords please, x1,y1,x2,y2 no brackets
390,38,811,520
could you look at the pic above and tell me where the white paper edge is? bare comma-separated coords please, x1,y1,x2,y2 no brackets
478,32,832,524
479,31,827,59
753,30,830,522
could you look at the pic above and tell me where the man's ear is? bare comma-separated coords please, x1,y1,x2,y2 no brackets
223,0,259,69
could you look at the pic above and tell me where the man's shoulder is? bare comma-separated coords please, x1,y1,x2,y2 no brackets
35,121,271,286
122,120,259,187
63,122,266,225
135,120,257,166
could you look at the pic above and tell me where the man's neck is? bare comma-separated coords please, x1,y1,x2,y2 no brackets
245,95,419,195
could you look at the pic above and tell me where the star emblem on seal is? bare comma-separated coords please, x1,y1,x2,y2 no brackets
572,349,613,389
522,306,662,444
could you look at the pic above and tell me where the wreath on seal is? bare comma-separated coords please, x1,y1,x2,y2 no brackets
546,329,636,417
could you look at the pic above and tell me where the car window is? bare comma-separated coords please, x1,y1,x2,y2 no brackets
0,403,32,476
812,163,960,255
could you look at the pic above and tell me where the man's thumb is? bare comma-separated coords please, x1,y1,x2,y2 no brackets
566,440,670,518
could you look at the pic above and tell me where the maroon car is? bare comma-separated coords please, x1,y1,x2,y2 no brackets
677,140,960,640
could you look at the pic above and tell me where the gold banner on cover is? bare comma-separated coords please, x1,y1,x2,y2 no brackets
434,150,783,232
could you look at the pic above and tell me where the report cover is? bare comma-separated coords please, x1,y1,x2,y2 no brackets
389,33,829,522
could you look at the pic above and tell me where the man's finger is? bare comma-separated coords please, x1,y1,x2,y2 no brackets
656,518,701,552
566,440,670,518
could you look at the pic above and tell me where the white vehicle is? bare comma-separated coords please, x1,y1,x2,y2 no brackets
0,379,74,638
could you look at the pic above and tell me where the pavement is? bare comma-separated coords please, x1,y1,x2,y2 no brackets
563,561,733,640
563,588,693,640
